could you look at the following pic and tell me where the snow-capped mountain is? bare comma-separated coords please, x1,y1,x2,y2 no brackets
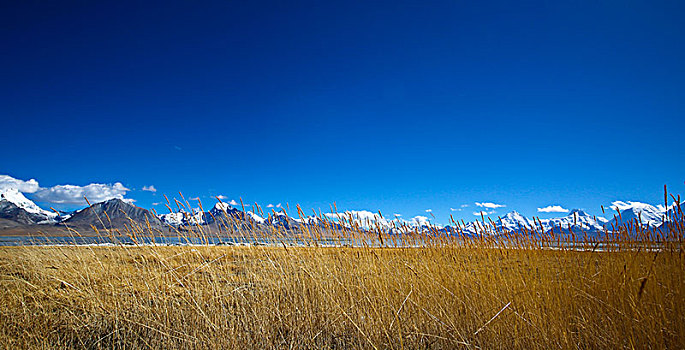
389,216,442,233
0,188,58,224
158,202,265,228
247,211,265,223
157,204,217,226
1,181,679,238
461,211,541,235
606,201,665,228
208,202,263,225
497,211,538,232
658,202,685,231
459,209,608,236
264,211,300,229
159,203,224,226
158,211,200,226
294,215,320,226
665,202,685,220
543,209,608,234
148,199,684,237
325,210,389,230
322,210,441,233
208,202,231,219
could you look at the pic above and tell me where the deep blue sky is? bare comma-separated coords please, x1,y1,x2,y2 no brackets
1,0,683,223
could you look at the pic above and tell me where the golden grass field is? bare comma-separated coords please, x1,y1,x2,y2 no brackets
0,190,683,349
1,237,683,349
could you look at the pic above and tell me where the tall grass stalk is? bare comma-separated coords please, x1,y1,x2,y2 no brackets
0,191,683,348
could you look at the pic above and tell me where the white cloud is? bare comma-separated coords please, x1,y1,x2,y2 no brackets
537,205,569,213
33,182,130,205
276,203,282,208
142,185,157,193
216,195,228,200
425,209,432,213
473,210,494,216
450,204,469,211
0,175,40,193
393,213,402,217
228,199,239,206
266,204,274,208
152,202,160,206
189,197,200,201
475,202,505,209
1,175,137,206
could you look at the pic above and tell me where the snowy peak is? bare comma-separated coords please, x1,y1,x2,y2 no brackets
159,208,208,226
0,188,55,217
664,202,685,220
321,210,441,232
608,201,664,227
543,209,607,233
325,210,388,230
458,209,608,235
246,211,265,224
209,202,232,216
497,211,536,230
264,211,300,229
568,209,589,216
459,211,536,235
158,201,267,228
0,188,57,224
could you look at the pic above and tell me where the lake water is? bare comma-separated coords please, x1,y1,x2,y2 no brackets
0,235,353,247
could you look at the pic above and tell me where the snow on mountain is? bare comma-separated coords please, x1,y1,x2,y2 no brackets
390,216,442,233
264,211,300,229
158,202,268,227
246,211,265,224
0,188,56,218
158,212,186,226
658,201,685,231
0,188,58,224
542,209,608,234
497,211,537,231
150,199,682,235
664,201,685,221
209,202,231,217
158,209,207,226
404,215,434,227
458,209,607,235
292,215,320,225
322,210,442,233
607,201,664,228
209,202,260,225
458,211,538,235
325,210,390,230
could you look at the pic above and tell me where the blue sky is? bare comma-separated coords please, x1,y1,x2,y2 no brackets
1,0,683,224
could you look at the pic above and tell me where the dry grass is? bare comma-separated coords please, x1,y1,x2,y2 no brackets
0,238,683,349
1,190,683,348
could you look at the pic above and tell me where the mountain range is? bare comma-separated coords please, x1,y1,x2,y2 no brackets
0,187,682,236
